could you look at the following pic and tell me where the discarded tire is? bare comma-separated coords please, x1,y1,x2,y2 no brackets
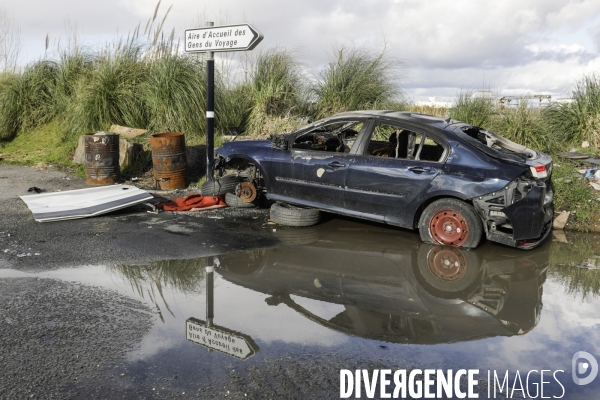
415,244,482,298
419,198,482,249
225,192,257,208
201,175,244,196
270,202,320,227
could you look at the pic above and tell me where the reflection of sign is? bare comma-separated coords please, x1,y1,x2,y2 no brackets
186,318,259,360
185,24,263,53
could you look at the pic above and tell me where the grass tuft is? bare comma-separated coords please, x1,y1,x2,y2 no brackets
544,74,600,149
314,45,401,119
449,91,495,128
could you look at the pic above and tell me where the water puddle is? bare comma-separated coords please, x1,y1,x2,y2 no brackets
2,219,600,398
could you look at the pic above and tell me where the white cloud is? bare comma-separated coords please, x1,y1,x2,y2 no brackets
2,0,600,100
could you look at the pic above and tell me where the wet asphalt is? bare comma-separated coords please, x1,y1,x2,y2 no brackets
0,165,278,398
2,165,600,399
0,165,277,272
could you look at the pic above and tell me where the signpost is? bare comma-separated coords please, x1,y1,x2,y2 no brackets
186,317,259,360
184,23,263,181
185,257,259,360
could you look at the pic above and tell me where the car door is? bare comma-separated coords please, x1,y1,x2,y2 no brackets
268,120,366,210
344,121,447,221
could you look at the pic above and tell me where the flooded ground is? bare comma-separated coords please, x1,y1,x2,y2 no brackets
2,217,600,399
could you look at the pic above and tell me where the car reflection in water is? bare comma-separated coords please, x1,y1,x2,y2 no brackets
215,219,548,345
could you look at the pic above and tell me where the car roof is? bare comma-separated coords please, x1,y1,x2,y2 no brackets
331,110,451,126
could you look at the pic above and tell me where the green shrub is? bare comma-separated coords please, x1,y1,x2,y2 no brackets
314,45,400,119
545,75,600,149
141,54,206,139
216,83,252,134
0,73,22,140
245,49,305,135
449,90,495,128
491,102,548,149
52,50,93,117
67,42,148,135
0,61,61,140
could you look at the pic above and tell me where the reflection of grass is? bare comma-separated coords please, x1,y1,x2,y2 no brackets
108,258,206,297
551,265,600,299
107,258,206,322
549,232,600,298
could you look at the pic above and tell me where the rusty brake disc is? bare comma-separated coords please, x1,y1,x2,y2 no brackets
235,181,257,203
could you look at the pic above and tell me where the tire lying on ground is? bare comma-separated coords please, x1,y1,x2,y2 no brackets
418,198,483,249
201,175,244,196
270,202,321,227
225,192,258,208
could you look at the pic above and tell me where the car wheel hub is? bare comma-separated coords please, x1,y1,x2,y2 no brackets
236,182,257,203
429,208,469,246
427,246,468,281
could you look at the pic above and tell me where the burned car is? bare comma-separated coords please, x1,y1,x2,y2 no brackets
212,111,553,249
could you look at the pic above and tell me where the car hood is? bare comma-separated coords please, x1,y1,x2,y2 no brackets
216,139,271,156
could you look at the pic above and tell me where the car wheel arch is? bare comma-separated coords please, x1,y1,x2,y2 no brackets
219,155,271,189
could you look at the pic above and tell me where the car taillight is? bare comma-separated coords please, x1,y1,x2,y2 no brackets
530,165,547,179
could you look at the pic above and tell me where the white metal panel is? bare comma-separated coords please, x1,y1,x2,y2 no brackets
20,185,154,222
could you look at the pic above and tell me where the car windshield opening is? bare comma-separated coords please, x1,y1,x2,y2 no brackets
291,121,362,153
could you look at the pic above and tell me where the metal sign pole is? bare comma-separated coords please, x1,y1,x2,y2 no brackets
205,257,214,328
205,21,215,182
185,22,262,182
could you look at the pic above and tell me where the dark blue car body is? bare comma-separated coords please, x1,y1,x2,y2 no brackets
214,111,553,249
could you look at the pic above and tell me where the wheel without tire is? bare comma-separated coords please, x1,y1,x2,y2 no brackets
419,198,482,249
225,192,257,208
201,175,244,196
270,202,320,227
415,244,483,298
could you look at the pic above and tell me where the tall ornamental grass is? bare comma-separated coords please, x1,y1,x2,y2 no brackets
67,42,148,135
493,102,549,150
314,46,401,119
0,61,60,140
448,91,495,128
545,75,600,149
245,49,305,136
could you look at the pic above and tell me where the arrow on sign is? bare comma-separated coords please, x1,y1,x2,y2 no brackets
186,318,259,360
185,24,263,53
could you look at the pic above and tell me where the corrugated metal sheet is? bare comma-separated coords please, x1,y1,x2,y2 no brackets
20,185,153,222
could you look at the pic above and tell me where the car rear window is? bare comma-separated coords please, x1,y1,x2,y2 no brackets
455,126,526,162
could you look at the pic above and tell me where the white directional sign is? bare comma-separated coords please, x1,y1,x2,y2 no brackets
186,318,259,360
185,24,263,53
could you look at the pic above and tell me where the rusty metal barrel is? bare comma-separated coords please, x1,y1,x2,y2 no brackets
84,132,120,185
150,132,189,190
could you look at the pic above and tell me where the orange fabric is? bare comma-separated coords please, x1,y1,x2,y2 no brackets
158,194,227,211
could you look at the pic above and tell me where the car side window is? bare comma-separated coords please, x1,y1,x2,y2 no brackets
415,135,445,162
364,124,419,159
291,121,363,153
364,123,446,162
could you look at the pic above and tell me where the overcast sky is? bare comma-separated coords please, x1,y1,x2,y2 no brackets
2,0,600,101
